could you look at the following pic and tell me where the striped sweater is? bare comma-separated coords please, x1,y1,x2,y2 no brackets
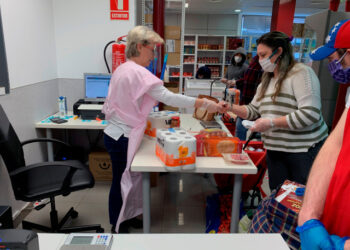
246,63,328,152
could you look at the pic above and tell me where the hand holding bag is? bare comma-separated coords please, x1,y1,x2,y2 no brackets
193,95,219,121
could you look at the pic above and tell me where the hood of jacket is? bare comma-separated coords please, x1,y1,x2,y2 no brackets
231,47,247,66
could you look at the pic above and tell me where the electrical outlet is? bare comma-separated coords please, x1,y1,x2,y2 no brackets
0,87,5,95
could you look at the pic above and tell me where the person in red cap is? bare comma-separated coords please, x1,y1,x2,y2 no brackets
298,19,350,250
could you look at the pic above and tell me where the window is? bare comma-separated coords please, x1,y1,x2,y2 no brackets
241,15,271,36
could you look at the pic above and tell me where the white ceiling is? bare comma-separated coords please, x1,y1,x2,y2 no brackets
158,0,347,16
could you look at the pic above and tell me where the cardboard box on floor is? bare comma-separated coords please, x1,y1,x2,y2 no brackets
89,151,158,186
89,152,112,181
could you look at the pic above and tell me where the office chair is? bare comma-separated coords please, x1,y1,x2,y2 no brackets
0,104,104,233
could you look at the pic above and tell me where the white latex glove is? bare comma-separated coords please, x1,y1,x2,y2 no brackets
250,118,273,132
200,98,219,113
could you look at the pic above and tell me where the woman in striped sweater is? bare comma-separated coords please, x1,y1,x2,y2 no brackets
228,31,328,191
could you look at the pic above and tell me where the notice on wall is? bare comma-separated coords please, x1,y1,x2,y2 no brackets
110,0,129,20
166,40,176,53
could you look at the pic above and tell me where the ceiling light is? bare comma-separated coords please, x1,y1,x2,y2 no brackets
209,0,223,3
185,2,189,8
235,9,241,13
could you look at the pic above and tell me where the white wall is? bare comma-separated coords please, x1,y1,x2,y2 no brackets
0,0,57,89
0,0,136,221
53,0,136,78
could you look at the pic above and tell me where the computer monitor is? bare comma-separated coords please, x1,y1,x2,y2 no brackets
84,73,111,100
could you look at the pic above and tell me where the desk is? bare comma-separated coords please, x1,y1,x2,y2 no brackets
131,115,257,233
38,233,289,250
36,113,257,233
35,111,106,161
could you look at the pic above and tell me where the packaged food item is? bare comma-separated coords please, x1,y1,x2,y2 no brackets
222,153,250,164
204,137,240,157
170,116,180,128
198,129,227,138
275,180,305,213
156,128,196,171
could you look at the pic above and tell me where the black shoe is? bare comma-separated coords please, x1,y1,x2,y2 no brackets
111,224,129,234
125,217,143,229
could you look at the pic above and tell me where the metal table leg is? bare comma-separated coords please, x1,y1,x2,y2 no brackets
46,128,54,161
230,174,243,233
142,172,151,233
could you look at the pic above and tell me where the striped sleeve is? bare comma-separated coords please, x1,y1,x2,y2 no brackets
245,83,262,120
286,66,322,130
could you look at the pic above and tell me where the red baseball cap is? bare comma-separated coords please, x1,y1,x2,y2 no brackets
335,20,350,48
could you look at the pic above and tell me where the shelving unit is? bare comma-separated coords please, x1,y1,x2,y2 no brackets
291,37,316,64
182,34,262,81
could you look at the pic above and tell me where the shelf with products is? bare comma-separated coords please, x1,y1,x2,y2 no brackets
291,37,316,64
182,34,263,81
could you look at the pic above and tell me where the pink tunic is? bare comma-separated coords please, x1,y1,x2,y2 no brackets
102,60,163,231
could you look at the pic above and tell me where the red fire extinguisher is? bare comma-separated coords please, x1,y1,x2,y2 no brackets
112,35,127,72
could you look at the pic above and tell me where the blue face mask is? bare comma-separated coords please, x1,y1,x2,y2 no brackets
328,51,350,84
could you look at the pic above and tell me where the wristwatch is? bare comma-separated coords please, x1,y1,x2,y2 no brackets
270,118,275,128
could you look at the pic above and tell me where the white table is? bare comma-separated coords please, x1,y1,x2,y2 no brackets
131,114,257,233
38,233,289,250
36,113,257,233
35,111,107,161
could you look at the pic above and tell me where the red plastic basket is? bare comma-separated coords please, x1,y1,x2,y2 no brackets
214,141,267,194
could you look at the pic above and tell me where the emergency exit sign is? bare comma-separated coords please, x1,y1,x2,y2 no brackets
110,0,129,20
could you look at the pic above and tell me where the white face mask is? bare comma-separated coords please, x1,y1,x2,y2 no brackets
234,56,242,63
259,50,278,72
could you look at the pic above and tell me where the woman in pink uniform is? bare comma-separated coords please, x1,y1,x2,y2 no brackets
102,26,226,233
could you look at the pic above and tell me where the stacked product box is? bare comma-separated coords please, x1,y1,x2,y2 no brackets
156,128,196,171
144,111,180,138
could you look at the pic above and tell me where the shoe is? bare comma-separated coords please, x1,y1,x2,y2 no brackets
125,217,143,229
111,224,129,234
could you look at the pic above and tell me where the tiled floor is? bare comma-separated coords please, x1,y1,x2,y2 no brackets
19,173,219,233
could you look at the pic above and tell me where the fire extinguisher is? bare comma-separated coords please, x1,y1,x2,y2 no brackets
103,35,127,73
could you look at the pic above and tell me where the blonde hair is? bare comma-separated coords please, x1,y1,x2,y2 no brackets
126,26,164,58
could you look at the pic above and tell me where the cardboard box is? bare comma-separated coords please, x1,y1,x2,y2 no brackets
89,152,112,181
166,39,181,53
275,180,305,213
145,14,153,24
165,26,181,39
167,52,180,66
292,23,305,38
89,151,159,186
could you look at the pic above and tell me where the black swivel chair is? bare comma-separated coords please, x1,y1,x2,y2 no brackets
0,104,104,233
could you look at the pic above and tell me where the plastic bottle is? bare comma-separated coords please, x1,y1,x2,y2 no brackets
58,96,67,117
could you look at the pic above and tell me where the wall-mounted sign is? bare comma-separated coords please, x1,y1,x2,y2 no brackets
110,0,129,20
